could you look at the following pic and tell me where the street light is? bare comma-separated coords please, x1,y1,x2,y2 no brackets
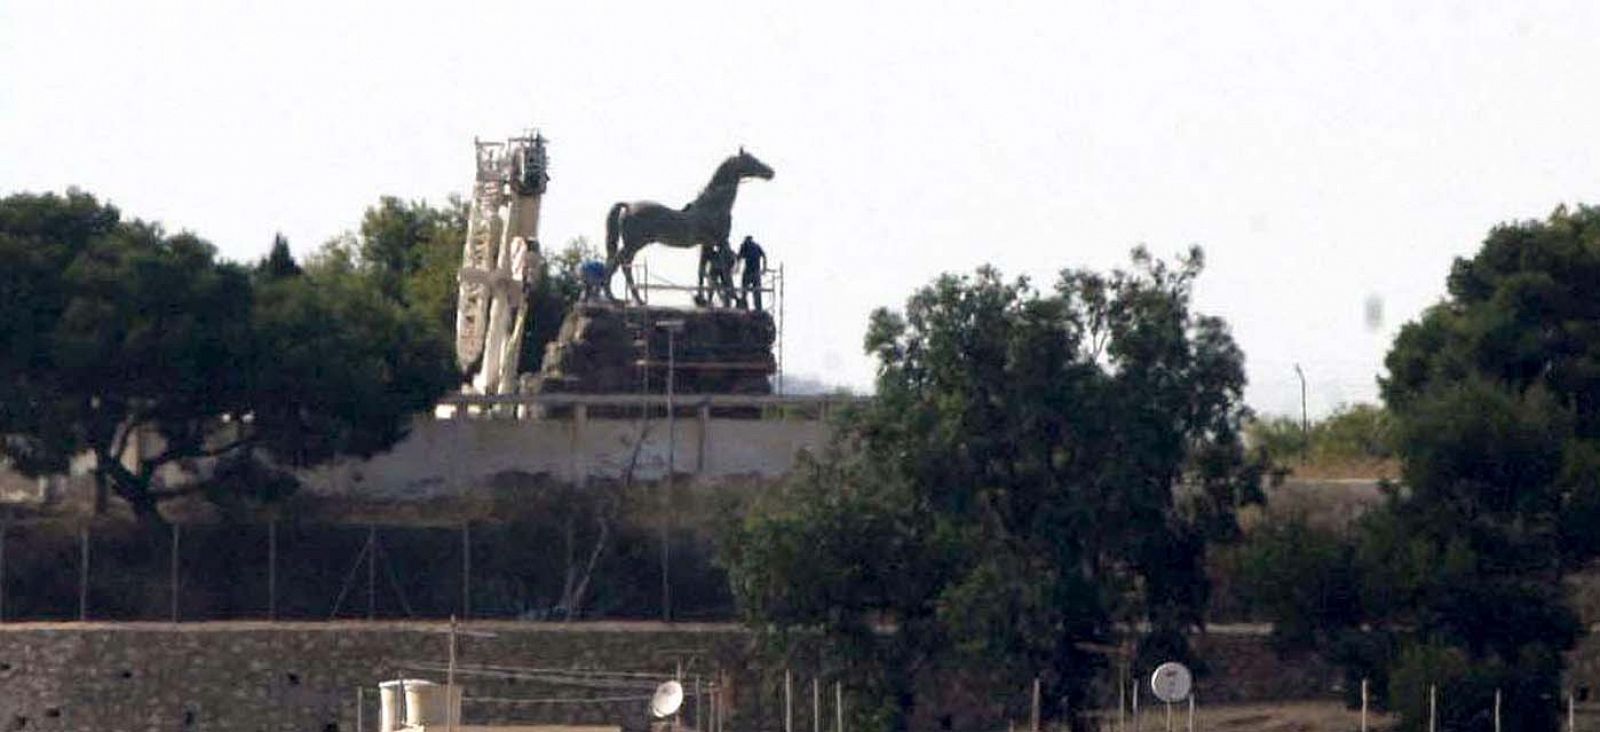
654,318,685,622
1293,364,1309,464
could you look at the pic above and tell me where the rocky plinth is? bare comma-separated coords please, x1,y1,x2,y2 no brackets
526,303,775,397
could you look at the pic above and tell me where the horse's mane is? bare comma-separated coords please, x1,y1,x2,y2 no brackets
700,155,744,198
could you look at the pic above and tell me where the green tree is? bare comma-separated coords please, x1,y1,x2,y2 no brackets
0,191,457,525
1372,207,1600,730
318,197,589,374
521,236,599,372
1244,205,1600,730
1247,403,1394,472
259,232,302,280
723,248,1263,730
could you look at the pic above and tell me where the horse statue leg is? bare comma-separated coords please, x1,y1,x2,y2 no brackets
696,244,713,307
603,202,628,302
621,249,646,304
716,241,737,307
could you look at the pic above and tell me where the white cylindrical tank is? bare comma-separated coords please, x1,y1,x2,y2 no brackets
402,679,443,727
378,680,404,732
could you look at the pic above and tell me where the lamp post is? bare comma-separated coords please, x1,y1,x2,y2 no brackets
1293,363,1309,464
655,318,685,622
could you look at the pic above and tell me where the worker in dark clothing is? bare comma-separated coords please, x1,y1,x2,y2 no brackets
711,240,738,307
736,235,767,311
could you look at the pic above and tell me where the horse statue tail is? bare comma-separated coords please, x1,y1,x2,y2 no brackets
604,202,629,264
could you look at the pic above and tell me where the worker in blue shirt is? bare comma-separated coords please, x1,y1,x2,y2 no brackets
580,259,609,301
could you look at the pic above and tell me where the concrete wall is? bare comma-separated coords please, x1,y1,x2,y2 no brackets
0,415,834,510
300,415,832,500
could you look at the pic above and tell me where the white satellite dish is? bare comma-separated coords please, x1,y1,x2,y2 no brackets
1149,661,1193,703
650,680,685,718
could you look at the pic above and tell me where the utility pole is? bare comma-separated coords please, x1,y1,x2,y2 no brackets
1294,363,1310,463
657,318,684,622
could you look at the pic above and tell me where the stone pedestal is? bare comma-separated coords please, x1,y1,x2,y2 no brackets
526,303,775,400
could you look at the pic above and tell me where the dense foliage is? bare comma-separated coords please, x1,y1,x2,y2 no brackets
311,195,594,374
1248,403,1395,471
723,248,1263,730
0,190,457,524
1239,205,1600,731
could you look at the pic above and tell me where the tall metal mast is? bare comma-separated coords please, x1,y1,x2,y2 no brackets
455,130,549,400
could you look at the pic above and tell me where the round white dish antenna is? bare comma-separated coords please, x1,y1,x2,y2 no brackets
1149,661,1193,703
650,680,685,718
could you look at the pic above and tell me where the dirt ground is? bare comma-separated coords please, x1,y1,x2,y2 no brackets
1084,701,1394,731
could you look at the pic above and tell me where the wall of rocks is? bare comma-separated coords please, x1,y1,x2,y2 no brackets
0,621,1337,732
0,621,751,732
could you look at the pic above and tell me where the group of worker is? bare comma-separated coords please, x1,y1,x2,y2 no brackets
580,235,768,311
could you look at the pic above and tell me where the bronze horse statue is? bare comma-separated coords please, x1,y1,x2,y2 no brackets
604,148,774,303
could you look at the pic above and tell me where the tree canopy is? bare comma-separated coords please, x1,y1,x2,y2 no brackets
1239,205,1600,731
310,195,594,375
723,248,1262,730
0,190,457,524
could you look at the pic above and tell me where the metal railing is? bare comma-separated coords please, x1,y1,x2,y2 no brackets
438,392,869,421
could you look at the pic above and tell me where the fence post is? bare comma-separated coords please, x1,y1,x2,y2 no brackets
1118,667,1126,732
366,525,377,621
1494,688,1501,732
1030,677,1041,732
1133,678,1141,732
0,518,7,623
1360,678,1368,732
461,521,471,620
169,522,181,623
78,525,90,621
813,678,820,732
835,681,844,732
1429,684,1437,732
785,669,793,732
267,519,277,620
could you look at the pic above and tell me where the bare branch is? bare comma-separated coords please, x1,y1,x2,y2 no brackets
149,484,211,501
143,433,256,472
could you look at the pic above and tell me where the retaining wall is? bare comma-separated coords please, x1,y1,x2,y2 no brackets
0,621,1334,732
300,415,832,501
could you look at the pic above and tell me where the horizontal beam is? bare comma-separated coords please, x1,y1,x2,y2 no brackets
439,393,868,409
631,360,774,371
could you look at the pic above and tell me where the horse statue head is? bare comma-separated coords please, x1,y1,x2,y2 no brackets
708,147,775,190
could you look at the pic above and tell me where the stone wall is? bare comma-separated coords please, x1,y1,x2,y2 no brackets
0,621,1336,732
0,621,752,732
531,304,776,397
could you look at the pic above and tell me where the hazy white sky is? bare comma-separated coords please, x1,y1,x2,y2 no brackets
5,1,1599,417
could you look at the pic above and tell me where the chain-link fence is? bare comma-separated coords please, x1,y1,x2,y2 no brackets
0,518,734,622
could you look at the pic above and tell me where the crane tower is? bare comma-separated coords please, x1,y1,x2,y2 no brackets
455,130,549,398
